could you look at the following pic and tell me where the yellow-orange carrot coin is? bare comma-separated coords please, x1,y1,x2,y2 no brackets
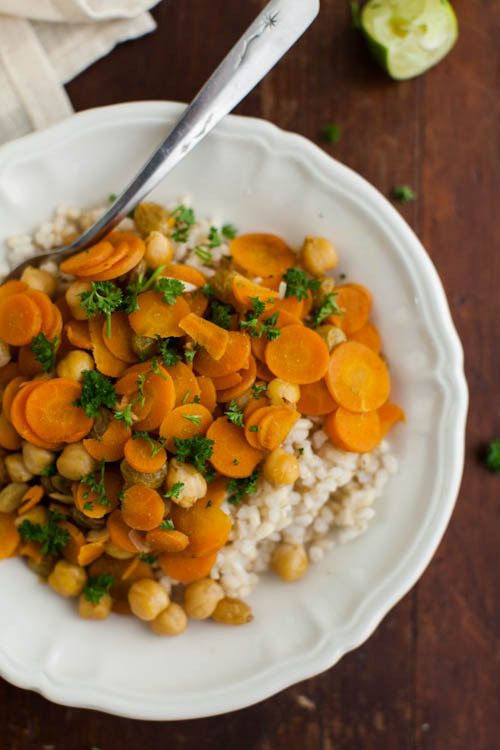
328,284,372,335
159,403,213,452
207,417,264,478
265,324,329,385
230,233,295,278
121,484,165,531
0,512,20,559
128,290,190,338
123,437,167,474
349,321,381,353
325,341,390,413
194,331,250,378
0,293,42,346
83,418,131,462
297,379,337,416
324,407,381,453
179,312,229,360
25,378,93,443
378,402,406,439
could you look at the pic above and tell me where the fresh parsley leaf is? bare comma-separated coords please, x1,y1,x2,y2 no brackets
208,299,234,330
312,292,343,327
30,332,58,373
139,552,158,565
204,465,216,483
208,226,222,248
182,390,191,404
205,500,212,508
233,459,239,465
320,123,341,144
183,414,203,426
173,436,214,473
194,246,213,264
113,402,135,427
157,336,182,367
249,425,261,432
193,395,201,404
133,431,167,457
391,185,416,204
283,268,320,301
154,277,185,305
41,463,57,477
74,370,117,418
298,447,304,456
83,574,115,605
79,281,123,338
163,482,184,500
221,223,238,240
224,400,244,427
200,283,216,298
252,383,267,399
81,459,109,507
486,440,500,473
18,510,69,556
227,470,260,505
248,297,266,316
239,297,267,337
261,312,281,341
108,193,117,202
339,273,346,280
159,519,175,530
184,346,197,364
121,265,166,314
83,501,94,511
171,205,196,243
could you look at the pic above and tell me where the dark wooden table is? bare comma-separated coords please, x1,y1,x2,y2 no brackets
1,1,498,748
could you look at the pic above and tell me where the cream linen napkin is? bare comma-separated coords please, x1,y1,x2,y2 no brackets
0,1,161,145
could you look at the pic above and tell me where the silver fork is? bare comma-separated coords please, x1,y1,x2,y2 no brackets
5,0,319,282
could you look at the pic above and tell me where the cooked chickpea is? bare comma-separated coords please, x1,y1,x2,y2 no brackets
271,543,308,582
20,265,57,297
65,280,92,320
0,482,29,512
128,579,169,621
300,236,338,276
166,459,207,509
104,540,136,560
315,325,346,352
133,202,171,236
48,560,87,597
22,442,56,475
15,505,49,527
266,378,300,407
263,448,299,485
56,350,94,381
5,454,33,483
56,442,97,481
144,231,174,268
184,578,224,620
312,275,336,306
0,339,11,368
78,593,112,620
211,597,254,625
151,602,188,636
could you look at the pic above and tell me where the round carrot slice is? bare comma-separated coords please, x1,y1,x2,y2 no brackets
258,407,300,451
76,238,131,278
123,437,167,474
160,263,206,288
244,396,270,421
170,502,231,557
121,484,165,531
128,290,190,338
326,341,390,413
145,528,189,553
0,412,22,451
158,551,217,583
297,379,337,416
165,361,201,406
83,418,131,462
230,233,295,278
59,240,115,275
255,359,274,381
88,316,128,378
194,331,251,378
197,375,217,413
179,312,229,361
0,512,20,560
64,320,92,350
25,377,94,443
207,417,264,478
201,475,228,508
349,321,381,353
265,324,329,385
0,293,42,345
0,280,28,300
324,407,381,453
232,276,279,308
268,295,304,318
2,375,27,420
327,284,372,335
59,520,86,565
101,310,138,364
216,355,257,402
106,509,138,553
43,303,63,342
159,403,213,452
186,290,209,317
378,402,406,439
84,233,146,281
10,382,61,450
24,290,55,336
244,405,273,449
211,371,242,391
75,471,122,519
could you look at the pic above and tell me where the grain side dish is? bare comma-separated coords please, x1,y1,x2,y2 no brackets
0,200,404,635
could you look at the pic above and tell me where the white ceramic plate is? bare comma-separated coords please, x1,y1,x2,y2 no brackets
0,102,467,720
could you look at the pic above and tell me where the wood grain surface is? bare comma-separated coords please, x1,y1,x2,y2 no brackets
1,1,499,748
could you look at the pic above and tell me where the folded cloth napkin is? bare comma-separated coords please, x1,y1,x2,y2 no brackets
0,1,162,145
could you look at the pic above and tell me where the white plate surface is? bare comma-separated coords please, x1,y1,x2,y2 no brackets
0,102,467,719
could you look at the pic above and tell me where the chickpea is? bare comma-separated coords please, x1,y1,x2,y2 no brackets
271,543,308,582
312,275,336,306
315,325,346,352
0,339,11,368
166,459,206,509
209,268,239,304
184,578,224,620
22,442,56,475
300,236,338,276
104,540,135,560
128,579,169,621
15,505,49,527
266,378,300,407
5,454,33,483
57,442,97,481
133,202,171,236
144,231,174,269
65,280,92,320
20,265,57,297
79,593,112,620
212,597,254,625
56,350,94,381
48,560,87,597
0,482,29,512
151,602,188,636
263,449,299,485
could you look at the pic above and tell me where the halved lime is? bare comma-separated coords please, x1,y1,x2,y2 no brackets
360,0,458,80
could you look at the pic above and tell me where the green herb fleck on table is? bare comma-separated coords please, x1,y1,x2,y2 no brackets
30,332,58,373
391,185,416,204
81,458,109,507
154,277,185,305
313,292,343,327
17,509,69,556
486,440,500,473
320,123,341,144
283,267,320,301
79,281,123,338
221,223,238,239
173,436,214,472
74,370,118,418
227,470,260,505
83,574,115,605
171,205,195,242
159,519,175,530
224,400,244,426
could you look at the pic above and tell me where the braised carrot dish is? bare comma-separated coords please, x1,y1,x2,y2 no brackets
0,201,404,635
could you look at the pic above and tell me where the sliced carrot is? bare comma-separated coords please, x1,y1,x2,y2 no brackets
64,320,92,350
2,376,27,420
83,418,131,462
194,331,250,378
0,362,21,389
202,475,229,508
43,303,63,342
258,407,300,451
349,321,381,353
134,370,176,432
160,263,206,288
10,382,61,451
145,528,189,553
0,412,22,451
165,361,200,406
197,376,217,413
123,437,167,474
54,295,72,324
24,290,56,336
121,484,165,531
128,290,190,338
265,324,329,385
121,556,141,581
244,395,270,421
25,378,93,443
325,341,390,413
251,335,266,363
230,233,295,278
17,486,44,515
297,379,337,416
186,290,209,317
207,417,264,478
81,234,146,281
268,295,304,318
77,542,105,567
244,405,274,449
378,402,406,439
18,347,45,377
88,315,128,378
0,280,28,300
106,509,138,553
76,238,131,278
255,359,274,381
90,555,152,606
159,403,213,452
101,310,138,363
324,407,381,453
158,551,218,583
251,309,302,362
327,284,372,335
301,289,314,318
232,275,279,309
216,354,257,402
0,512,20,559
170,502,231,557
0,293,42,346
75,471,122,519
59,240,116,275
211,371,242,391
59,520,86,565
179,312,229,361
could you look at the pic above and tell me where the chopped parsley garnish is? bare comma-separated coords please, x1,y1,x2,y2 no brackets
30,332,58,373
183,413,203,426
159,519,175,530
204,465,216,483
133,431,167,457
139,552,158,565
163,482,184,500
298,447,304,456
171,205,195,242
79,281,123,338
312,292,343,327
208,226,222,248
173,436,214,472
83,574,115,605
184,346,198,364
201,283,216,298
391,185,416,204
154,277,185,305
74,370,117,418
108,193,117,202
81,459,109,507
227,470,260,505
240,298,279,339
221,223,238,239
350,1,362,29
41,463,57,477
339,273,346,280
17,509,69,556
193,395,201,404
233,459,240,465
486,440,500,473
260,312,281,341
205,500,212,508
194,246,213,264
252,383,267,399
113,402,134,427
121,265,166,314
320,123,341,144
224,400,244,426
283,267,320,301
182,390,191,404
157,336,182,367
249,425,261,432
208,299,233,330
